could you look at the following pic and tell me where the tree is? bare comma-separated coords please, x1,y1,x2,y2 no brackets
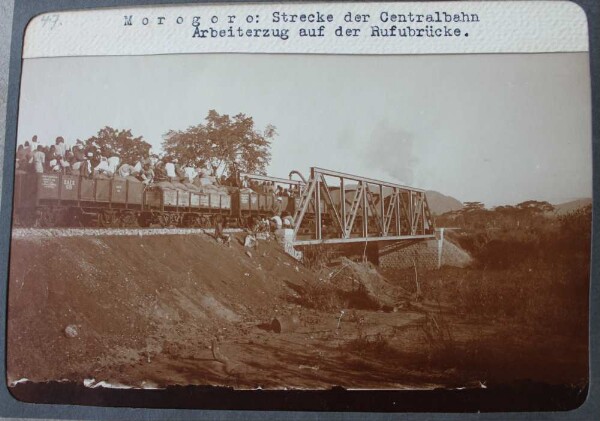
516,200,554,214
85,127,151,164
463,202,486,212
163,110,277,176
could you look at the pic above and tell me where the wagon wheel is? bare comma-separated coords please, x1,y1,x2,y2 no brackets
138,213,151,228
99,210,119,228
38,208,59,228
188,214,204,228
63,208,85,227
157,212,171,227
169,212,181,227
190,214,201,228
120,211,138,227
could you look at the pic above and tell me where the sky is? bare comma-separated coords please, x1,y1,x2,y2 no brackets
17,52,592,206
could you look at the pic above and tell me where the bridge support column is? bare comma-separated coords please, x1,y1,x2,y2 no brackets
365,242,379,265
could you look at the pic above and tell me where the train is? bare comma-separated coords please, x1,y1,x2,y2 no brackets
11,170,433,240
11,172,304,228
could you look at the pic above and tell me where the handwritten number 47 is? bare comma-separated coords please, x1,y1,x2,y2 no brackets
40,14,60,29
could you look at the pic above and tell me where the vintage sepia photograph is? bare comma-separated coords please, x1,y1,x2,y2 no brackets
3,2,593,411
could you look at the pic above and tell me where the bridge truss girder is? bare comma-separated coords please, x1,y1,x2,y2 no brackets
292,167,435,246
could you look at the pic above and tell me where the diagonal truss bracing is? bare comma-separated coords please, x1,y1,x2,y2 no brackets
292,167,435,246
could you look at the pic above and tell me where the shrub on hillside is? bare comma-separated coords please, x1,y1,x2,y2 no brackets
422,204,591,334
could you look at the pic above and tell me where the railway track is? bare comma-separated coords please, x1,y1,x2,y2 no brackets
11,227,245,239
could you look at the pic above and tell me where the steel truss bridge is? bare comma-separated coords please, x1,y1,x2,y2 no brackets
243,167,436,248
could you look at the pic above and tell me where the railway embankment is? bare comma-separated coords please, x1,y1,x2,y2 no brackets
8,231,311,385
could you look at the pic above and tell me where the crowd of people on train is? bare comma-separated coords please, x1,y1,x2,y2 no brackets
15,135,305,242
14,135,301,198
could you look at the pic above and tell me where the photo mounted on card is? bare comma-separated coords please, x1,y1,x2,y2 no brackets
5,0,592,411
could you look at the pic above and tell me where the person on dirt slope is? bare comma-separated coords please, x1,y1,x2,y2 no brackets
214,215,231,246
270,213,283,231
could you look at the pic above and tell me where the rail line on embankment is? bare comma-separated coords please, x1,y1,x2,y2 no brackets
11,227,245,239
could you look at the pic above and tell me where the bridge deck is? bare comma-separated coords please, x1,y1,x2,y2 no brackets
292,234,435,247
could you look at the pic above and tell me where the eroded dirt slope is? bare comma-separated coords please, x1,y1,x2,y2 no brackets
8,233,311,384
7,232,587,391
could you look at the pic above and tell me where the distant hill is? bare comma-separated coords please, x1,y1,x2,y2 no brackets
425,191,463,216
553,198,592,215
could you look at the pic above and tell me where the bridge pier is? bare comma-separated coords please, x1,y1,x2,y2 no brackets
366,242,379,265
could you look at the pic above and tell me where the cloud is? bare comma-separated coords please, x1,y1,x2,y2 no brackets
365,122,417,185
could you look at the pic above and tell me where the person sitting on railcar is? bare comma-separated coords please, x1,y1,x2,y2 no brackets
131,156,144,175
272,196,284,216
175,159,186,181
118,163,136,178
289,185,300,198
15,144,26,171
54,137,66,158
48,153,61,173
250,180,264,194
45,145,57,172
94,156,113,178
59,152,72,174
23,141,33,166
148,154,159,168
71,141,86,176
164,158,177,181
241,176,250,188
32,145,45,174
107,152,121,176
183,161,198,183
225,171,237,187
138,163,155,186
84,152,94,177
152,160,167,181
30,135,39,152
255,181,264,194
